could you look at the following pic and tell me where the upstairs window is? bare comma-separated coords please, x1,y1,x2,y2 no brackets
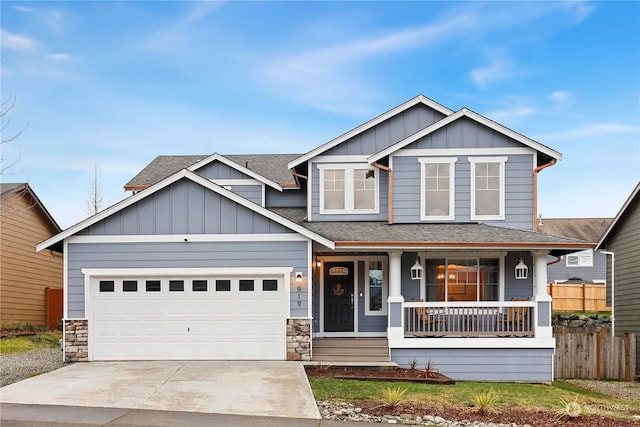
420,158,456,220
469,157,506,220
566,250,593,267
318,164,378,214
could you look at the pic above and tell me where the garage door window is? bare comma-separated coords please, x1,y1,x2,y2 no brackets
239,279,254,291
192,280,208,292
263,279,278,291
215,279,231,292
169,280,184,292
99,281,115,292
123,280,138,292
146,280,161,292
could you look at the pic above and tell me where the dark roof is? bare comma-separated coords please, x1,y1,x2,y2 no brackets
538,218,613,243
270,208,591,255
124,154,301,190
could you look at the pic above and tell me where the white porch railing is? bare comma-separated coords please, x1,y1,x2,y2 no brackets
404,301,535,338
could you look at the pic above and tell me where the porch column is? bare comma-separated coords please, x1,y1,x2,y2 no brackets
534,251,553,339
387,251,404,341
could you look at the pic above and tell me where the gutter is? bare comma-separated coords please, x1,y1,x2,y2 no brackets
533,159,557,232
371,162,393,224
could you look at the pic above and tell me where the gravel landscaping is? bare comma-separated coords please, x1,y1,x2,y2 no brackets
0,348,66,387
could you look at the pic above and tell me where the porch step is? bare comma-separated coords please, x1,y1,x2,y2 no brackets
312,338,389,363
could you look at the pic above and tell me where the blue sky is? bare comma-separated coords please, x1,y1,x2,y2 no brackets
1,1,639,229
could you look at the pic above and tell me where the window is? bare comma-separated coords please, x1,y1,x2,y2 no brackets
215,279,231,292
262,279,278,291
469,157,506,220
566,250,593,267
99,280,114,292
365,259,387,315
192,280,208,292
425,258,499,302
239,279,254,291
318,164,378,214
122,280,138,292
145,280,161,292
169,280,184,292
420,158,456,220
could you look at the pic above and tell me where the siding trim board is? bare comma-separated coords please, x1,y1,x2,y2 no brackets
67,234,309,244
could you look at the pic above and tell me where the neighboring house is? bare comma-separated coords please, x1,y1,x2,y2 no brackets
596,182,640,376
539,218,611,283
1,183,63,327
38,95,592,381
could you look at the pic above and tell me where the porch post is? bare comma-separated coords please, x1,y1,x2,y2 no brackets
534,251,553,339
387,251,404,341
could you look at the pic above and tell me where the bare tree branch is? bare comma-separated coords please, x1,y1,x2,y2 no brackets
1,95,28,175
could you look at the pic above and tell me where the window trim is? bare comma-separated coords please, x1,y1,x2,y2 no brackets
468,156,507,221
364,257,388,316
318,163,379,214
419,157,457,221
566,249,594,267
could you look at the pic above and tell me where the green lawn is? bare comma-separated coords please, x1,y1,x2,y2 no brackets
0,333,62,354
308,377,640,418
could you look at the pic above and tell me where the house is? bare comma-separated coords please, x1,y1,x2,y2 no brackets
1,183,63,328
596,182,640,376
37,95,592,381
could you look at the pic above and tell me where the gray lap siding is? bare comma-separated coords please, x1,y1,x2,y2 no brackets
66,240,309,318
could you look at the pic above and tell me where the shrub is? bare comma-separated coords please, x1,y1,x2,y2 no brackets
423,359,439,378
556,396,582,419
379,386,408,408
471,388,499,414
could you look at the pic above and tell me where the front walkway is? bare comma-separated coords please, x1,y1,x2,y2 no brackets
0,361,320,419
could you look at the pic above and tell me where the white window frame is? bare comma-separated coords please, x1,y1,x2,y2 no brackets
566,249,594,267
364,257,388,315
419,157,457,221
318,163,379,214
468,156,507,221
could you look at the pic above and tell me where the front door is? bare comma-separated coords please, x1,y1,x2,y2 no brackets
324,262,354,332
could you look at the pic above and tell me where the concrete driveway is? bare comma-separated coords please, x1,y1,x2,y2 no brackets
0,361,320,419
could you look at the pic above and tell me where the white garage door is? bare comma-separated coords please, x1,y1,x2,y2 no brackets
90,275,287,360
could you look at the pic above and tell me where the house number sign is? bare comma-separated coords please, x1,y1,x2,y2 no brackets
329,266,349,276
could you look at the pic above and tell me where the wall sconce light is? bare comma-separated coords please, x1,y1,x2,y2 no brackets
515,258,528,280
410,258,423,281
295,272,303,283
315,258,322,268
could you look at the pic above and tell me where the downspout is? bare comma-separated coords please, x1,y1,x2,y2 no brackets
600,250,615,341
290,169,309,221
533,159,557,231
372,162,393,224
547,256,562,266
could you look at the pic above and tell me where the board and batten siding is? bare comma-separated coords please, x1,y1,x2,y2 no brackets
391,348,554,381
392,154,534,230
603,194,640,374
0,192,63,325
81,179,292,236
324,104,447,157
195,160,252,180
66,240,309,319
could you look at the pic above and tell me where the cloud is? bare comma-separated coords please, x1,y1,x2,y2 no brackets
47,53,70,60
470,58,515,88
0,29,39,51
262,14,476,115
12,5,32,13
547,90,574,104
534,123,639,142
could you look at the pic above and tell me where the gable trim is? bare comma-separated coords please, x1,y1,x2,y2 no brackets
596,182,640,249
188,153,283,191
368,108,562,164
287,95,454,170
66,234,309,244
37,169,335,252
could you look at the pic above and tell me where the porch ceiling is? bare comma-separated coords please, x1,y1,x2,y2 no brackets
270,208,593,256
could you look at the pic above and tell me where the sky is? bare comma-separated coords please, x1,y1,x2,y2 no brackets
1,1,639,229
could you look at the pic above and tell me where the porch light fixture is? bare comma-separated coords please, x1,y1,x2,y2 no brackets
515,258,528,280
315,258,322,268
410,258,423,281
295,272,303,283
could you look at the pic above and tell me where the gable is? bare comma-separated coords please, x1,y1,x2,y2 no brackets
196,161,253,180
323,103,447,157
81,178,289,236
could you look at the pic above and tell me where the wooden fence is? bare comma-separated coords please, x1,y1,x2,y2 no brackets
554,326,636,380
547,283,611,312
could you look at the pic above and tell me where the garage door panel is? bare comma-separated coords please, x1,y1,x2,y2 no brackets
91,276,286,360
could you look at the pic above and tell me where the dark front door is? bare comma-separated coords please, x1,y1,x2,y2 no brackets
324,262,354,332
